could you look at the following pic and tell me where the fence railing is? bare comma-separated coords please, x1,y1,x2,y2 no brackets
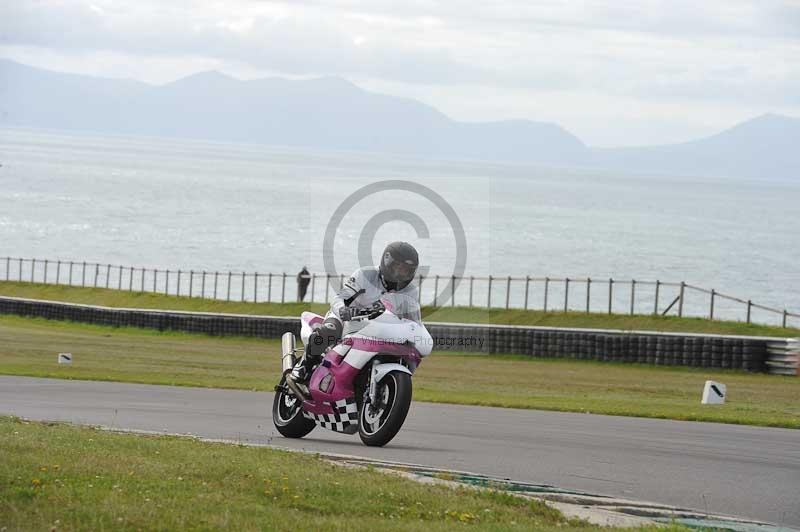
1,256,798,328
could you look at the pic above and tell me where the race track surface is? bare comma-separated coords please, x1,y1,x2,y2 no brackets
1,376,798,527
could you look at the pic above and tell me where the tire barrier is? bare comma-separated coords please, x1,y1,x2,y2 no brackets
766,339,800,376
426,322,777,373
1,295,790,374
0,296,298,338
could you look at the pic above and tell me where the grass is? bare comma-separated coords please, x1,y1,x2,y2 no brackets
1,416,611,531
2,280,798,337
1,315,798,428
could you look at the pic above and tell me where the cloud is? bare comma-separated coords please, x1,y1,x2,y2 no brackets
1,0,799,144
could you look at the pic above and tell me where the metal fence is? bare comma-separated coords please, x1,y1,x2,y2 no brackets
2,256,798,328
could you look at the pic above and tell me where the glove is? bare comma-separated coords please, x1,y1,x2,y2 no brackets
338,306,355,322
339,301,385,321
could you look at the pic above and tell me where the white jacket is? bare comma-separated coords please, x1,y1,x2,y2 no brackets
328,267,419,333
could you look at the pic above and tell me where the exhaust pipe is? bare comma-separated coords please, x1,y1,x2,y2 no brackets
281,332,310,399
281,332,296,375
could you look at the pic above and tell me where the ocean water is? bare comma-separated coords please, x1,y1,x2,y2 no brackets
0,127,798,324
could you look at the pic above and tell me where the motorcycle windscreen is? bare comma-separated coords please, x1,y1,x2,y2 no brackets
380,292,422,324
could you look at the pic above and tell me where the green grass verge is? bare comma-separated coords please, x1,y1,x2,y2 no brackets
2,281,798,337
1,416,612,531
2,315,798,428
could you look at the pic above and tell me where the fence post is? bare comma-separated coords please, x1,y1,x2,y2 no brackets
433,275,439,307
129,267,134,291
43,259,49,284
281,273,286,303
678,282,685,317
5,257,9,280
118,265,123,290
505,276,511,309
189,270,194,298
710,289,716,320
746,300,752,324
268,273,273,302
152,269,157,293
107,264,112,289
177,270,182,296
451,275,456,307
241,272,246,302
607,278,613,314
254,272,258,303
140,268,145,292
227,272,232,301
310,274,315,303
56,260,61,284
213,272,218,299
654,280,660,315
31,258,36,283
68,261,73,285
564,277,569,312
94,263,100,287
783,310,788,328
82,261,87,287
165,270,170,295
544,277,550,312
19,258,23,282
201,271,206,298
586,277,591,313
469,276,475,307
487,275,493,308
630,279,636,315
524,275,530,310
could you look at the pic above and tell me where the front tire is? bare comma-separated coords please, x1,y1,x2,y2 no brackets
359,372,412,447
272,380,316,438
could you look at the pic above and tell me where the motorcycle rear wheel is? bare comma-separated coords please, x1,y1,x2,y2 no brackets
272,379,316,438
358,371,412,447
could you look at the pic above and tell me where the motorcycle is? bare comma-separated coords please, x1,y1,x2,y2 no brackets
272,292,432,447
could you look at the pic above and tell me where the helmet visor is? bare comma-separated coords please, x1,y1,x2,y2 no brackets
382,256,417,283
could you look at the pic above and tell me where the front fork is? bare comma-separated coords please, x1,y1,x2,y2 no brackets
367,360,380,405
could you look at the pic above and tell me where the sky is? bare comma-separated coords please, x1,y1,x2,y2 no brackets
2,0,799,147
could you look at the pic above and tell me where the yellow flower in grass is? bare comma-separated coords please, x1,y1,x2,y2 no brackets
459,512,476,522
31,478,42,487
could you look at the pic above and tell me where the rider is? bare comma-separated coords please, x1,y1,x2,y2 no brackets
292,241,420,383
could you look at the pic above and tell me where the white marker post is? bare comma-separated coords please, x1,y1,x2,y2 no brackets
701,380,726,404
58,353,73,365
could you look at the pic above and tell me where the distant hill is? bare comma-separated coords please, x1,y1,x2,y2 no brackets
0,59,588,166
1,59,798,178
591,113,800,180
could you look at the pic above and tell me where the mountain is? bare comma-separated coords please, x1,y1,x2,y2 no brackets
592,113,800,180
0,59,588,165
1,59,798,178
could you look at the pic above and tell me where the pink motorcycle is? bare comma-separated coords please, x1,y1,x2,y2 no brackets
272,293,432,447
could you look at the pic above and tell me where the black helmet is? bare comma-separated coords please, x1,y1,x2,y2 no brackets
379,241,419,291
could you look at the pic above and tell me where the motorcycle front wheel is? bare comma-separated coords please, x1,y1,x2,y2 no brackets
359,371,412,447
272,378,316,438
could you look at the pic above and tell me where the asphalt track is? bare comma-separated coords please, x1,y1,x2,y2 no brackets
1,375,798,528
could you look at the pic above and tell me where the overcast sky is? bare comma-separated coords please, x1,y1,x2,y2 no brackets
2,0,799,146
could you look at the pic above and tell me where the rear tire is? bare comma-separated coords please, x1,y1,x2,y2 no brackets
272,380,316,438
359,372,412,447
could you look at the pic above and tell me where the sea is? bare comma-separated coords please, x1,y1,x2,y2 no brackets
1,127,798,325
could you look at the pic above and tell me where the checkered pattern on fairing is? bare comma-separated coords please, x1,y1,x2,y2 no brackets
303,398,359,433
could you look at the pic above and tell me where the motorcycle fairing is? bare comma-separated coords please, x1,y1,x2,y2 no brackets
302,397,359,434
